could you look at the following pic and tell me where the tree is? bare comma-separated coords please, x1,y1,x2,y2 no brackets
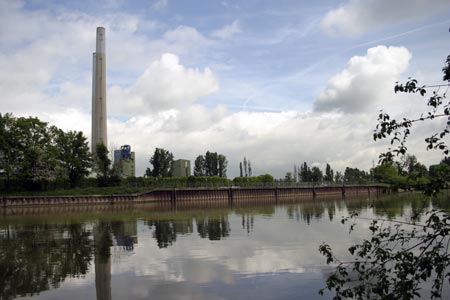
324,163,334,182
284,172,293,184
146,148,174,177
54,129,92,188
373,54,450,163
194,155,205,176
334,171,343,183
294,165,298,182
218,154,227,177
248,160,252,177
0,113,95,191
0,114,58,190
243,157,248,177
320,51,450,299
300,162,312,182
311,166,323,183
205,151,218,176
194,151,228,177
94,143,112,186
344,167,368,184
239,162,243,177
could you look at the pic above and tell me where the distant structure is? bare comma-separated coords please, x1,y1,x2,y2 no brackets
114,145,135,178
172,159,191,177
92,27,107,153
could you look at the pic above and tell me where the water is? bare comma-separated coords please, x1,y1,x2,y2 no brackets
0,194,448,300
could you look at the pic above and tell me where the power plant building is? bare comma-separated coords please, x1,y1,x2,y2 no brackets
172,159,191,177
114,145,135,178
92,27,107,153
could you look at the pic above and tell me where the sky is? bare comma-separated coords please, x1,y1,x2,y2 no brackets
1,0,450,178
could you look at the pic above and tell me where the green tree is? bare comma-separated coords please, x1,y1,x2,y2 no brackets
199,151,227,177
239,162,243,177
146,148,174,177
300,162,312,182
243,156,248,177
334,171,343,182
311,166,323,183
54,129,92,188
320,51,450,300
344,167,368,184
0,113,96,191
218,154,227,177
193,155,205,176
205,151,218,176
0,113,18,189
284,172,293,184
94,143,112,186
324,163,334,182
2,115,58,190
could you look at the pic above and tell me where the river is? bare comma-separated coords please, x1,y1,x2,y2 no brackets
1,193,449,300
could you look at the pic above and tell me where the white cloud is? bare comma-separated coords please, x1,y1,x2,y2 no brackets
212,20,241,39
314,45,411,114
109,53,219,115
152,0,168,10
321,0,450,37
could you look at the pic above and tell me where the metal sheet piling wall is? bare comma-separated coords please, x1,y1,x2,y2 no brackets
1,185,385,208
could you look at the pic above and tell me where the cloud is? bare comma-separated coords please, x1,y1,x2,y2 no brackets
152,0,168,10
109,53,219,115
313,45,411,114
212,20,241,39
321,0,450,37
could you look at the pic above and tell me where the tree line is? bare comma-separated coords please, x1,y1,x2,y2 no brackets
0,113,92,191
286,162,370,184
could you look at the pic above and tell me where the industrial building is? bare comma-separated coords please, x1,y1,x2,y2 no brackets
114,145,136,178
172,159,191,177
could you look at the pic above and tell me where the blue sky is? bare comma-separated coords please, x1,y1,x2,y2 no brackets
1,0,450,177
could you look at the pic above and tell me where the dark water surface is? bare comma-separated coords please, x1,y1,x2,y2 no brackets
1,194,449,300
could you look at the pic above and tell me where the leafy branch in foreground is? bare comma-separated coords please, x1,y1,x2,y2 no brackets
319,52,450,299
319,211,450,299
373,54,450,164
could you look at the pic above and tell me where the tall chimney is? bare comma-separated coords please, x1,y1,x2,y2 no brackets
92,27,107,153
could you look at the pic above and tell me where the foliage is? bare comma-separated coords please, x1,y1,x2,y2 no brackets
319,211,450,299
243,156,248,177
373,56,450,163
372,163,408,190
320,52,450,300
54,129,92,188
284,172,293,183
194,155,205,176
324,163,334,182
146,147,174,177
233,174,274,187
194,151,228,177
300,162,312,182
94,143,115,187
311,166,323,182
0,113,92,191
344,167,370,184
218,154,227,177
334,171,344,182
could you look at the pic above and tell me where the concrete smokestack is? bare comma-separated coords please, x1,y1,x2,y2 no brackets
92,27,107,153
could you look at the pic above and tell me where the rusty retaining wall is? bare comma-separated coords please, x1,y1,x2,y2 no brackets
1,186,385,208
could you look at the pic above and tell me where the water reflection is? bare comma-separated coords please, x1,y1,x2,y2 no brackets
0,193,447,300
0,223,93,300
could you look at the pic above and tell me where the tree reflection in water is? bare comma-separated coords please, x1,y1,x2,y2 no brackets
0,194,438,299
0,223,93,300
